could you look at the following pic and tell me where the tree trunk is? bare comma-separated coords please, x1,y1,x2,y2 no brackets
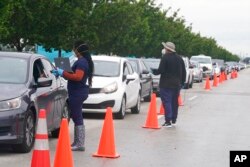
58,49,62,57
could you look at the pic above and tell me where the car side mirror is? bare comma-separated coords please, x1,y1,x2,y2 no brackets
37,77,52,87
142,69,149,74
126,74,136,84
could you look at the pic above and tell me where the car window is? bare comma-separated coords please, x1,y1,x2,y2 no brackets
93,60,120,77
128,60,138,73
141,61,148,71
123,63,129,76
143,60,160,69
0,56,28,84
41,58,55,76
126,62,134,74
191,57,211,64
33,59,48,83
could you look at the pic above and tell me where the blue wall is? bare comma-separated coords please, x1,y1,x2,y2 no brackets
37,45,72,62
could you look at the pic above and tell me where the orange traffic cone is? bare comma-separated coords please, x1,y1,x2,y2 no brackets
93,107,120,158
224,72,228,80
219,74,223,83
54,119,73,167
231,70,235,79
204,76,211,90
212,74,218,87
178,94,184,106
235,70,238,78
158,103,165,115
31,109,51,167
143,93,161,129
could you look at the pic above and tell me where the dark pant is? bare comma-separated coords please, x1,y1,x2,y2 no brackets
68,94,88,126
160,87,180,122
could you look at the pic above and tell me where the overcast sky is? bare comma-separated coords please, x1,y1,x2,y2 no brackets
155,0,250,57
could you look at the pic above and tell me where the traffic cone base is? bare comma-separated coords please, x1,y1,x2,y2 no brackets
142,93,161,129
31,150,50,166
93,107,120,158
93,152,120,158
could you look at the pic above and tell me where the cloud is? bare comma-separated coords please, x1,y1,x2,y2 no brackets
155,0,250,56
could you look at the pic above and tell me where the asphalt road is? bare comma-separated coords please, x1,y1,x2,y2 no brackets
1,68,250,167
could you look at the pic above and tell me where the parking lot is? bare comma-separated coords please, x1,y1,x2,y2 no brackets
0,68,249,167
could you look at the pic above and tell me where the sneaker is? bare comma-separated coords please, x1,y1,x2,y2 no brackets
172,120,177,126
162,121,172,128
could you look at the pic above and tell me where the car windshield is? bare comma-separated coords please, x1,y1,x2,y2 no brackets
143,59,160,69
0,56,28,84
191,57,211,64
93,60,120,77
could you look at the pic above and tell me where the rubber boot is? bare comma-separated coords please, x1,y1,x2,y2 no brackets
71,125,85,151
71,126,77,147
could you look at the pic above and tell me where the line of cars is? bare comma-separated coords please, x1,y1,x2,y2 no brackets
1,51,245,153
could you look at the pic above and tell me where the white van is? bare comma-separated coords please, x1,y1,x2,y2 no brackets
190,55,213,79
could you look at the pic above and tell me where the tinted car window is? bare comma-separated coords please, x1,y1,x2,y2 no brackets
94,60,120,77
0,57,28,84
33,59,47,82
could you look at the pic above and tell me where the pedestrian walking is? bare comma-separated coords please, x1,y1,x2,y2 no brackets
52,40,94,151
153,41,186,127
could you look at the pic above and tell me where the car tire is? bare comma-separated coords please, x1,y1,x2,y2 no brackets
184,77,190,89
51,102,70,138
116,96,126,119
131,93,141,114
144,86,152,102
12,109,35,153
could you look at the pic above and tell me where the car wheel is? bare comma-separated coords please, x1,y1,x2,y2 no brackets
51,102,70,138
184,78,189,89
12,109,35,153
131,93,141,114
116,96,126,119
144,86,152,102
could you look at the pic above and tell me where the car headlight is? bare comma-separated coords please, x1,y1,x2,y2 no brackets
0,97,22,111
100,82,118,94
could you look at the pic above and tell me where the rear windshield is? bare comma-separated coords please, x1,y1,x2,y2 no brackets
0,56,28,84
143,59,160,69
190,57,211,64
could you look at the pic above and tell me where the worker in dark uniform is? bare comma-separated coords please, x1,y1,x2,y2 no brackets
53,40,94,151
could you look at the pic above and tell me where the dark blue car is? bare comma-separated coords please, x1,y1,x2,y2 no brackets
0,52,69,153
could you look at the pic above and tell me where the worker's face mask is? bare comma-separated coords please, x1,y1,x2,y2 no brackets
161,48,166,56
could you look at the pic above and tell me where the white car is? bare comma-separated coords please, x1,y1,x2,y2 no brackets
182,56,194,89
83,56,141,119
190,55,213,79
